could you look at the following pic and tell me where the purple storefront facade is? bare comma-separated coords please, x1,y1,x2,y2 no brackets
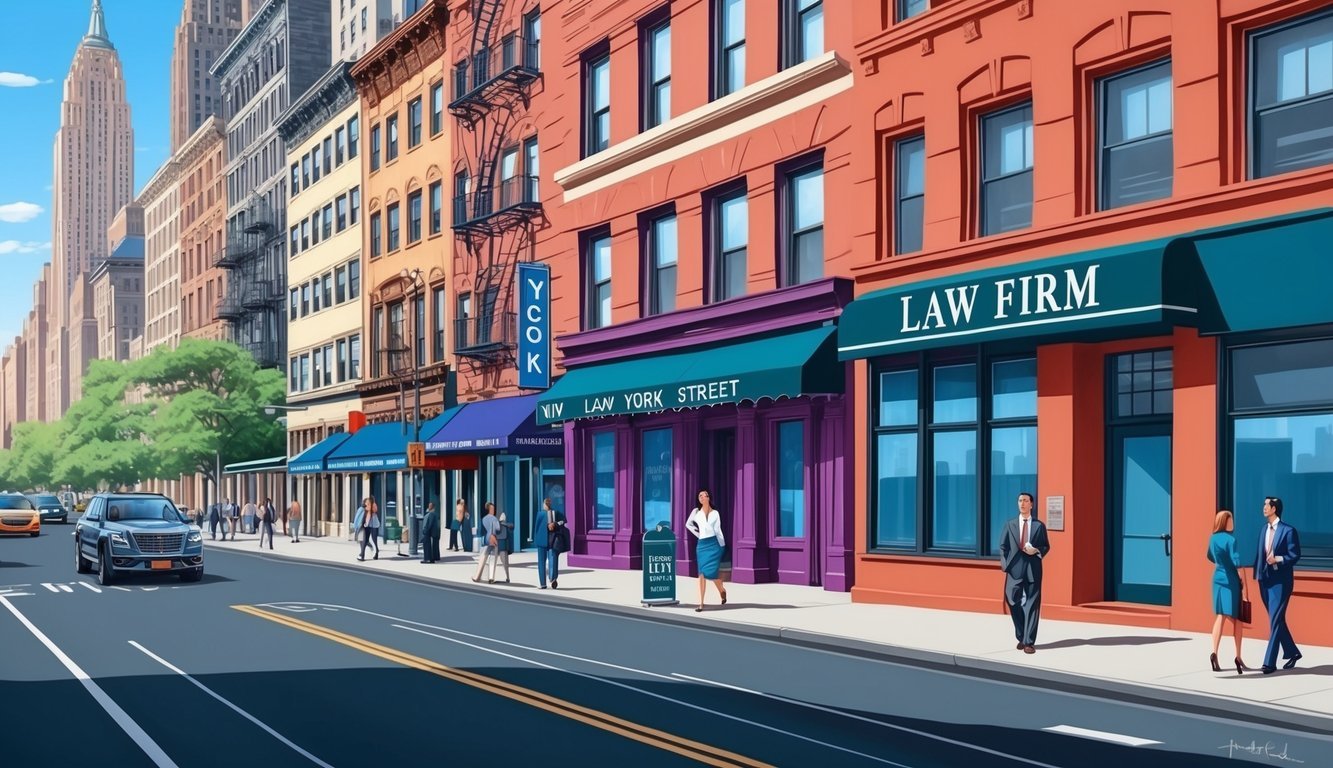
540,279,856,591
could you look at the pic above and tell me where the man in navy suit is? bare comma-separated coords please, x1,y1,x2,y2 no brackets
534,498,566,590
1254,496,1301,674
999,492,1050,654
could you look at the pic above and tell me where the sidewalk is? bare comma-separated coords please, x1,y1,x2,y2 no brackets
207,530,1333,733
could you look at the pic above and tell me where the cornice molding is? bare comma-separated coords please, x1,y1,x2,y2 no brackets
350,1,449,109
277,62,357,146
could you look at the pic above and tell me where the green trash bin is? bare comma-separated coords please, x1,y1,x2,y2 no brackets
383,518,403,543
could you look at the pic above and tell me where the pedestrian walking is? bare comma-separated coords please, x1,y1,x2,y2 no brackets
208,501,222,540
493,506,513,582
472,502,501,583
999,492,1049,654
257,498,275,550
420,501,441,563
1207,509,1248,674
459,499,474,553
685,490,727,612
534,498,566,589
356,498,381,561
1255,496,1301,674
222,498,238,540
448,500,463,551
287,499,302,542
242,500,257,534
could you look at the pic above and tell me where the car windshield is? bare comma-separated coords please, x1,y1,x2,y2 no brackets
106,499,187,523
29,494,62,506
0,495,36,510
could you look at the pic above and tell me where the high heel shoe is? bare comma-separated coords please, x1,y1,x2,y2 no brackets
1210,653,1221,672
1235,658,1249,675
721,590,728,606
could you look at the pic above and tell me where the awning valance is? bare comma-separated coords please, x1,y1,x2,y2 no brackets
536,326,842,425
223,455,287,474
287,432,351,474
425,394,562,454
324,412,455,472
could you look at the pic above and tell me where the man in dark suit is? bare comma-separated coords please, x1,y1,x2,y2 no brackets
420,501,441,564
999,492,1050,654
1254,496,1301,674
534,498,566,589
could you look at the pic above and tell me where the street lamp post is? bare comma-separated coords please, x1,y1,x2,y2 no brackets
401,267,425,558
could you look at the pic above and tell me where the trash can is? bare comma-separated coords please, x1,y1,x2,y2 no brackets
641,524,678,606
383,517,403,543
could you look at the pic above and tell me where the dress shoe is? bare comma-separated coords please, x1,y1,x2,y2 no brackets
1023,645,1036,654
1261,666,1277,675
1210,653,1221,672
1283,654,1302,670
551,580,558,589
1017,642,1026,650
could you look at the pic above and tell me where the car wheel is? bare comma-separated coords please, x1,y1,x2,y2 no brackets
61,516,67,524
180,567,202,583
29,531,39,537
97,545,115,586
76,541,92,574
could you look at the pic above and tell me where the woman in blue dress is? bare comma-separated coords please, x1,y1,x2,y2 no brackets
1207,509,1248,673
686,490,728,612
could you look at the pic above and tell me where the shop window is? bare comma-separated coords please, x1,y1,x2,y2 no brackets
1111,350,1173,418
593,431,616,529
1099,61,1173,210
644,210,678,316
641,428,673,531
872,353,1037,556
781,0,823,69
642,13,671,130
1250,11,1333,178
980,103,1034,236
776,420,805,538
1229,336,1333,565
782,159,824,286
713,0,745,98
895,135,925,254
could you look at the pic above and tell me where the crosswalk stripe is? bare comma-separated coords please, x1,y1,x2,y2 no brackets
42,583,59,593
77,582,101,593
58,584,73,592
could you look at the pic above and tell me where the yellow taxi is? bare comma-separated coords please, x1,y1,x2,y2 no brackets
0,493,40,536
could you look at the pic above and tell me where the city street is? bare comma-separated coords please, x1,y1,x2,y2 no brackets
1,527,1326,767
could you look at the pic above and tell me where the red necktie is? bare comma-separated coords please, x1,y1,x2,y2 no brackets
1020,519,1029,551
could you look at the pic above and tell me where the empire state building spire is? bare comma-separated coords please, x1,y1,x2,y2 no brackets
83,0,114,49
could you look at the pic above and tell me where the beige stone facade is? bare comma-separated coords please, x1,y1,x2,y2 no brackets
179,118,229,342
67,275,99,404
93,237,145,364
24,266,51,424
1,338,25,449
141,161,182,354
170,0,244,152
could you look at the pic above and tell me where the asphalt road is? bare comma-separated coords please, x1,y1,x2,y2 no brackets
1,524,1328,768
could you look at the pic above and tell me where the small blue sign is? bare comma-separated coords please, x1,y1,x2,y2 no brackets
517,262,551,390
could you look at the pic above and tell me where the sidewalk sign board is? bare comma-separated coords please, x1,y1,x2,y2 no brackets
642,524,678,606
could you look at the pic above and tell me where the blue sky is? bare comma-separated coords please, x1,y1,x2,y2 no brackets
0,0,178,346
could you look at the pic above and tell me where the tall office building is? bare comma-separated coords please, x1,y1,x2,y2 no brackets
169,0,246,152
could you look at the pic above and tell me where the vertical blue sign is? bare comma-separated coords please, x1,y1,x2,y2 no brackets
517,262,551,390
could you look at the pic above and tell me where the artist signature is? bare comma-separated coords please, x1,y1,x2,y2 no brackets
1217,740,1304,763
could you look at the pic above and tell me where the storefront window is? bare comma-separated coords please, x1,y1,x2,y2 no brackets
777,420,805,538
593,432,615,530
878,370,917,426
989,426,1037,552
642,428,673,531
932,430,978,549
875,433,918,547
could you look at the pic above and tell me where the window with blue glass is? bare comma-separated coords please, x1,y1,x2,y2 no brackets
980,103,1034,236
641,428,673,531
592,431,616,529
1250,11,1333,179
895,135,925,254
714,0,745,98
1228,335,1333,566
1100,61,1173,210
776,420,805,538
872,353,1037,556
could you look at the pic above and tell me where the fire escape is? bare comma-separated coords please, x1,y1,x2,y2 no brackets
448,0,543,364
215,196,286,368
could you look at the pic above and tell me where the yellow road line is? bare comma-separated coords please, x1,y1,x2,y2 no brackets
233,605,772,768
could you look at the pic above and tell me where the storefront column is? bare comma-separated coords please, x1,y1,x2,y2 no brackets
731,408,765,583
1171,327,1218,632
677,416,702,576
612,422,638,569
816,397,854,591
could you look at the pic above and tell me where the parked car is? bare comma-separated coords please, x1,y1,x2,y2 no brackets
74,493,204,585
27,493,68,524
0,493,40,537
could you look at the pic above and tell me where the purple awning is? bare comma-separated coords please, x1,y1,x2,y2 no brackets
424,394,563,455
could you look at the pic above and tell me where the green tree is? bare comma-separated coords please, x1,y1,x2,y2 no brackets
54,359,155,491
131,338,286,503
3,420,63,491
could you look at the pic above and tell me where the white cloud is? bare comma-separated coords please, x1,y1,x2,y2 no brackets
0,240,51,255
0,202,43,223
0,71,48,88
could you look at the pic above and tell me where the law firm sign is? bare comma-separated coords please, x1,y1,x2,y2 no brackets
517,262,551,390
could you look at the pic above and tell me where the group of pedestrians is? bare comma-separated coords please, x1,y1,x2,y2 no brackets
206,496,299,547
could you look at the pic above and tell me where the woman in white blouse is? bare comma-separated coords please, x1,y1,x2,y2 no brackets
685,489,728,612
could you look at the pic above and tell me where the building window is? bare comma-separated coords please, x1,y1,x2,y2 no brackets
783,160,824,286
456,292,472,349
311,346,323,388
781,0,823,68
322,204,333,239
337,338,348,382
407,190,422,244
312,145,323,183
369,211,382,257
371,307,383,378
1111,349,1173,418
388,301,405,373
288,288,298,320
432,286,445,362
776,420,806,538
289,163,300,195
348,116,359,158
336,126,347,165
980,102,1034,236
895,135,925,254
430,82,443,136
524,138,540,204
350,186,360,224
349,333,361,379
301,219,310,251
322,272,333,308
429,181,442,234
897,0,928,22
644,210,678,316
323,137,333,174
311,212,322,246
714,0,745,98
1099,61,1173,210
642,16,671,130
302,154,312,187
349,259,361,297
709,186,747,303
312,277,322,312
642,428,673,531
408,98,422,148
871,353,1037,555
387,203,400,251
1250,12,1333,178
290,225,299,255
386,114,399,161
335,266,347,303
583,228,612,329
336,194,348,231
500,147,519,208
301,283,311,316
592,430,615,529
1228,335,1333,566
370,123,381,171
524,8,541,69
584,47,611,156
413,295,426,367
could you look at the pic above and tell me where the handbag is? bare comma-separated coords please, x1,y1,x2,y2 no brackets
1239,579,1252,625
552,525,570,554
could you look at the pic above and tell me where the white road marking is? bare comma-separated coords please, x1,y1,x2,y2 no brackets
0,597,179,768
392,622,909,767
1043,725,1162,747
110,586,132,592
141,587,159,592
127,642,335,767
77,582,102,593
271,604,318,613
0,591,33,597
58,584,74,592
42,583,60,593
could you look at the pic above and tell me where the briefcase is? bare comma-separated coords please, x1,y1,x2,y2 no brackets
1239,579,1252,625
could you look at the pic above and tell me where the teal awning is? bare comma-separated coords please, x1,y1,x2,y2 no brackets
223,456,287,474
287,432,352,474
536,326,842,425
324,411,457,472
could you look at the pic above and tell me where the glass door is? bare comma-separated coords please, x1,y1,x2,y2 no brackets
1108,425,1173,605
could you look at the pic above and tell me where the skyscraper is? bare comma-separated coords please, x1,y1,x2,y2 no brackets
169,0,245,152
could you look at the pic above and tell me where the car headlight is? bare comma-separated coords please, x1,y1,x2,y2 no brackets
109,531,130,548
187,531,202,543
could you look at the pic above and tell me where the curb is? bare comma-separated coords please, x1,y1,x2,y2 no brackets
212,542,1333,736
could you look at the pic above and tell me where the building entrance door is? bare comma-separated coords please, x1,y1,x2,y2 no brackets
705,429,737,570
1108,425,1173,605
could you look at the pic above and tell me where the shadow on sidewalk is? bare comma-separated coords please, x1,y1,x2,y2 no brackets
1279,664,1333,677
666,602,804,611
0,561,35,568
1038,635,1191,650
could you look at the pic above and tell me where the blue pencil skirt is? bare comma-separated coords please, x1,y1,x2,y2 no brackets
696,536,723,579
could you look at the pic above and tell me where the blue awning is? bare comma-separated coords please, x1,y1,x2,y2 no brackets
424,394,562,454
223,455,287,474
324,412,457,472
287,432,352,474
